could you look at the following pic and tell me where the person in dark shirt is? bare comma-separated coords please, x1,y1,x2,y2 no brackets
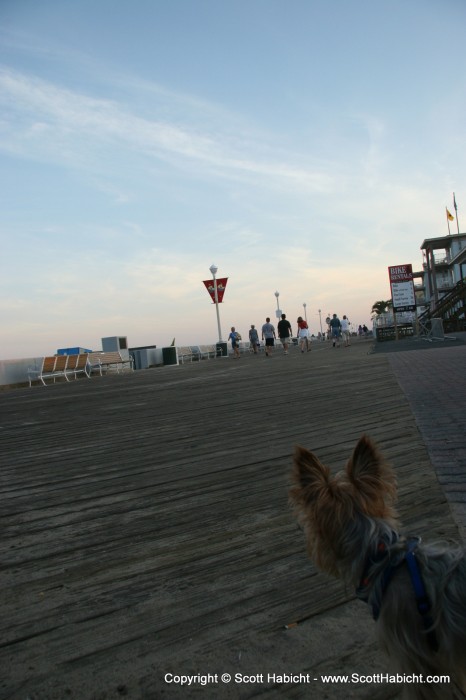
277,314,292,355
329,314,341,347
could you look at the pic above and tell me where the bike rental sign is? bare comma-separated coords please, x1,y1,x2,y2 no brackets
388,264,416,312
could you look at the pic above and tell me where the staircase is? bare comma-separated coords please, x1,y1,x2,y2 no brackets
418,280,466,332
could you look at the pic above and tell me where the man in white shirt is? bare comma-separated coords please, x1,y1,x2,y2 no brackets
341,315,351,347
261,317,276,357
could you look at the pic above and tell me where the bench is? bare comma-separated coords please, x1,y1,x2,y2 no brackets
65,353,91,380
200,344,217,359
177,347,194,364
238,341,251,354
28,356,67,387
28,353,90,387
88,351,134,375
191,345,217,360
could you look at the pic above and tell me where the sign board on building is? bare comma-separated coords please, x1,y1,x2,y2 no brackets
388,264,416,312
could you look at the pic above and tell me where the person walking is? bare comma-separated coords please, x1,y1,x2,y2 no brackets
277,313,292,354
329,314,342,347
228,327,241,359
341,315,351,347
249,324,260,354
296,316,310,353
261,317,276,357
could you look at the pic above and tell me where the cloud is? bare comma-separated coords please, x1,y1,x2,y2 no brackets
0,66,333,193
1,53,464,360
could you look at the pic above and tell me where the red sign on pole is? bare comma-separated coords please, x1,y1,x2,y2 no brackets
388,264,416,312
203,277,228,303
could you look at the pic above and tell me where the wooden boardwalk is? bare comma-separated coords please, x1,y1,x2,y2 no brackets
0,340,463,700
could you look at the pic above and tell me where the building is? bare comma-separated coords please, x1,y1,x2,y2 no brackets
375,232,466,339
414,232,466,330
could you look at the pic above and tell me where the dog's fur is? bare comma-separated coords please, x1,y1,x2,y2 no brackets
289,435,466,699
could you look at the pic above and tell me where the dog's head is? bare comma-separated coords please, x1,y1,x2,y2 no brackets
289,435,398,579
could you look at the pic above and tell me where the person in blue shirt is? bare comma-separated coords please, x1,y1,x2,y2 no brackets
228,327,241,359
249,325,260,354
329,314,342,347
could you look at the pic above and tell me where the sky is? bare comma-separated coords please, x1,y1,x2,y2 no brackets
1,0,465,359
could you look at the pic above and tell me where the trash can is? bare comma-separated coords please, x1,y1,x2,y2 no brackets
216,342,228,357
162,347,178,365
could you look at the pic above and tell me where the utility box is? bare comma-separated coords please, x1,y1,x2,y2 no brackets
101,336,129,359
129,345,158,370
162,347,178,366
430,318,444,339
57,347,92,355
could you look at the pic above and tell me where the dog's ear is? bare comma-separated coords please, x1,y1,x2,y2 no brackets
290,445,332,507
345,435,397,512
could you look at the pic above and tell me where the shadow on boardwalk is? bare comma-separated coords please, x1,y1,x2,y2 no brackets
1,339,464,700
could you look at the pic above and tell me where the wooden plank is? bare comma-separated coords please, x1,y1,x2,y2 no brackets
0,339,461,699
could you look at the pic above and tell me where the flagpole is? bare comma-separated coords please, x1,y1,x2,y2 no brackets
446,207,451,235
453,193,460,234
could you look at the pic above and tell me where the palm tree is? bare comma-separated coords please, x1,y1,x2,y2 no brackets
371,300,393,317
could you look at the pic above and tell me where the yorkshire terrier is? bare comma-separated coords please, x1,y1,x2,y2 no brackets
289,435,466,699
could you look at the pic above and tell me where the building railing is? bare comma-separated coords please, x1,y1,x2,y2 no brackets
418,279,466,329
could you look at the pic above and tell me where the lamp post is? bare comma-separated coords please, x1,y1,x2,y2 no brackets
274,290,281,318
318,309,323,337
209,264,223,342
303,303,307,323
